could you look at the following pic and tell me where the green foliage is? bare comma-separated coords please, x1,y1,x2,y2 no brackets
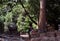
28,0,39,20
5,12,13,22
0,0,39,32
17,14,23,31
0,15,5,22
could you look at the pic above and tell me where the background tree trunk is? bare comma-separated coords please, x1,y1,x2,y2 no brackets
38,0,46,32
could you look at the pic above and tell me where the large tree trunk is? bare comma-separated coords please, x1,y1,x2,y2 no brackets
38,0,46,32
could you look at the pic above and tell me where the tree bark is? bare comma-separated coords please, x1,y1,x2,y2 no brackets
38,0,46,32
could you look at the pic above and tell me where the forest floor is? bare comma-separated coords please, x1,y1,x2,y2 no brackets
0,31,60,41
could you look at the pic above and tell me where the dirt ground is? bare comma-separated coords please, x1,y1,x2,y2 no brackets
1,31,60,41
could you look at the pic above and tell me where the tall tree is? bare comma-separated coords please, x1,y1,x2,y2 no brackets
38,0,46,32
